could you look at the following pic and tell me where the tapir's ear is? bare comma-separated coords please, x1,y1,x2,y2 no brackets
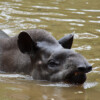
58,34,74,49
17,31,38,54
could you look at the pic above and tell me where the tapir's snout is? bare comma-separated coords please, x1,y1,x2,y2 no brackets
59,51,93,84
66,65,92,84
64,64,92,84
77,65,92,73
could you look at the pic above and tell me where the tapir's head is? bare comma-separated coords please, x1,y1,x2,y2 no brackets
17,30,92,84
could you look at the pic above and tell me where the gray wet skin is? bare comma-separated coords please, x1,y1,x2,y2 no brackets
0,29,92,84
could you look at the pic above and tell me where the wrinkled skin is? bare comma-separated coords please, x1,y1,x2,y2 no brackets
32,49,91,84
0,29,92,84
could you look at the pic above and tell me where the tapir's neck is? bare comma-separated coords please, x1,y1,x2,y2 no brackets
0,36,18,50
37,41,63,53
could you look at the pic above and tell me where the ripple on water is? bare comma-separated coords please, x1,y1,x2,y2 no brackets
83,82,98,89
12,17,41,23
1,1,22,6
74,33,99,39
71,12,85,14
12,0,22,2
88,16,92,18
91,66,100,74
81,9,100,12
0,74,32,80
97,16,100,18
1,11,11,20
6,87,23,91
0,74,98,89
70,23,84,26
0,73,33,84
32,6,59,10
38,82,98,89
38,25,48,28
96,29,100,32
39,83,71,87
88,58,100,61
65,8,77,11
5,8,66,16
73,45,91,51
89,20,100,23
40,17,85,23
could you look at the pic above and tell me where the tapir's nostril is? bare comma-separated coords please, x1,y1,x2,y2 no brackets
87,66,92,71
78,66,92,72
78,67,86,72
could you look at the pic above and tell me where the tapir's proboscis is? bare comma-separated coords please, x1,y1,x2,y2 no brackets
0,29,92,84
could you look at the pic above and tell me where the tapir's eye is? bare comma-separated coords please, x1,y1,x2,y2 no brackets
48,59,59,68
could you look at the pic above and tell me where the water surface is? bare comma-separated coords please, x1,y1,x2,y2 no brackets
0,0,100,100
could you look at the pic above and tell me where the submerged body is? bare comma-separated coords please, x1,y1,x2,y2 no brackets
0,29,92,84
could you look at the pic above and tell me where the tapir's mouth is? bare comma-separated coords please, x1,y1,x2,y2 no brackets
64,72,86,85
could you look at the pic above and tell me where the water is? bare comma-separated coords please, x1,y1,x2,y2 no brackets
0,0,100,100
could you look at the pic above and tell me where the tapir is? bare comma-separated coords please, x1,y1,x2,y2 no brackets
0,29,92,84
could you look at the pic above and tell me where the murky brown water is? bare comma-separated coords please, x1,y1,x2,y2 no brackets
0,0,100,100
